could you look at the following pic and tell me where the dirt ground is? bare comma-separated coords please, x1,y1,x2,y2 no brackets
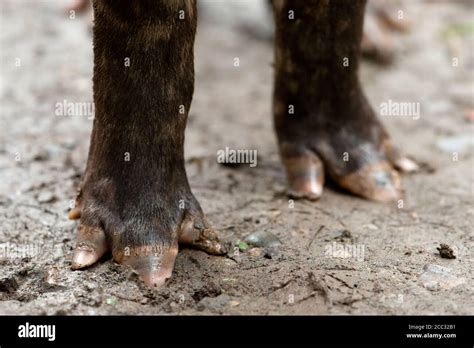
0,0,473,315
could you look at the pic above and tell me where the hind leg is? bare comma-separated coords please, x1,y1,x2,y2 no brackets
272,0,416,202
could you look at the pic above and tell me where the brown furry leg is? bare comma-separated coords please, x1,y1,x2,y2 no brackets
272,0,415,202
70,0,224,288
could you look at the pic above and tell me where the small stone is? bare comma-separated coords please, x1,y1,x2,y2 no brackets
335,229,353,242
44,266,60,286
228,300,240,307
365,224,378,231
37,191,56,203
244,231,281,248
248,247,262,257
106,297,117,305
437,243,456,259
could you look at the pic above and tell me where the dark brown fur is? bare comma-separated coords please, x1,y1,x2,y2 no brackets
273,0,389,178
82,0,200,251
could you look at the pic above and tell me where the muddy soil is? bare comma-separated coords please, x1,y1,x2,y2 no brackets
0,0,473,315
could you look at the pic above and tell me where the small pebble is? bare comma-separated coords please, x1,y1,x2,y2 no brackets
244,231,281,248
437,243,456,259
44,266,60,286
365,224,378,231
228,300,240,307
335,229,353,242
248,247,262,257
106,297,117,305
37,191,56,203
